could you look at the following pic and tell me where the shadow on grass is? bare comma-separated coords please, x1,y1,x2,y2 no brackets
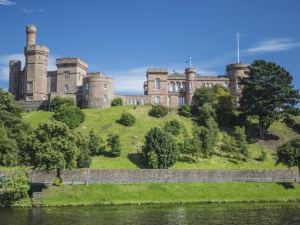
127,153,146,169
100,150,118,158
276,182,295,189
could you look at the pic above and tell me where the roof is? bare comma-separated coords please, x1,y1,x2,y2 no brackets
168,72,185,77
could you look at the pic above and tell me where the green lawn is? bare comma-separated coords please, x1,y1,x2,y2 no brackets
41,182,300,206
20,106,300,170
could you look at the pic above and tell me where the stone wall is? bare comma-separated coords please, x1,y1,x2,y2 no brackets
27,169,300,184
20,100,48,112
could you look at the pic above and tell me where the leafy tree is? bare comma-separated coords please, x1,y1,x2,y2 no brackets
107,134,121,157
53,105,85,129
0,174,29,206
0,126,18,166
74,132,91,168
178,104,191,117
0,88,21,117
240,60,300,138
196,103,217,127
111,97,123,106
148,105,168,118
118,112,136,126
193,126,215,158
215,94,236,127
234,126,248,157
143,127,177,168
277,138,300,175
27,121,79,179
163,119,181,136
193,87,216,107
88,129,103,156
50,96,76,112
221,132,237,153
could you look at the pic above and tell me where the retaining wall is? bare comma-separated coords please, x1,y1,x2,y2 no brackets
27,169,300,184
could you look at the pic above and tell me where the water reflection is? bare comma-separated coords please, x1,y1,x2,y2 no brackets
1,202,300,225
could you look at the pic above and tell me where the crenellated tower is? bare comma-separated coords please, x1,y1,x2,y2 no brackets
185,67,196,105
23,25,49,101
8,60,22,99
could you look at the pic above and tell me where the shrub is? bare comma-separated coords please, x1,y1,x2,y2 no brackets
88,129,103,156
178,104,191,117
277,138,300,173
221,133,237,153
50,96,76,112
0,126,19,166
53,177,63,186
258,149,267,162
163,119,181,136
118,112,136,126
0,174,29,206
53,105,85,129
234,126,248,157
107,134,121,157
143,127,177,168
74,132,91,168
148,105,168,118
111,97,123,107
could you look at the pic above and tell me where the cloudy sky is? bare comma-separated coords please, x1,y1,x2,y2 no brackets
1,0,300,94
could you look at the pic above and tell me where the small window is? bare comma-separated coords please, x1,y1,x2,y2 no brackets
155,96,160,104
64,85,69,92
103,95,107,101
179,96,185,106
104,83,107,89
224,81,229,88
64,71,70,79
155,78,160,90
167,96,171,107
27,81,33,90
26,96,33,102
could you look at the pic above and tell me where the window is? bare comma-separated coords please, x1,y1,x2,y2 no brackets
155,96,160,104
175,82,180,92
169,82,175,92
237,80,241,89
26,96,33,102
182,82,186,91
27,81,33,90
103,95,107,101
141,99,144,105
64,71,70,79
104,83,107,89
155,78,160,90
85,95,88,101
224,81,229,88
167,96,171,107
179,96,185,106
64,85,69,92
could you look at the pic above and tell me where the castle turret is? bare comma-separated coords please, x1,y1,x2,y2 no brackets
24,25,49,101
9,60,21,99
226,63,249,101
26,25,37,46
185,67,196,105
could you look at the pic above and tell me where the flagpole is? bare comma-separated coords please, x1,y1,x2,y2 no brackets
189,56,192,68
237,32,240,63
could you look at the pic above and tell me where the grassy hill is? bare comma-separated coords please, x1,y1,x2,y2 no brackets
22,105,300,170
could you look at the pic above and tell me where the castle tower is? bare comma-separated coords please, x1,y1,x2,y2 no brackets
226,63,249,101
185,67,196,105
24,25,49,101
8,60,21,99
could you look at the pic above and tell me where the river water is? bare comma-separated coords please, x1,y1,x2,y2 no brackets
0,202,300,225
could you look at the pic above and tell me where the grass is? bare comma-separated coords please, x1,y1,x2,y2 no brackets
19,106,300,170
41,182,300,206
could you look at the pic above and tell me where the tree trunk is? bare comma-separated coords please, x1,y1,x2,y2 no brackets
56,168,61,180
259,119,265,139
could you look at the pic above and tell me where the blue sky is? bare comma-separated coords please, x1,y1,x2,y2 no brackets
0,0,300,94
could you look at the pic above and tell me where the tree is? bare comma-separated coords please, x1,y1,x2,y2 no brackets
27,121,79,179
0,88,21,117
163,119,181,136
143,127,177,169
107,134,121,157
74,131,91,168
178,104,191,117
118,112,136,126
0,174,29,206
88,129,103,156
240,60,299,138
50,96,76,112
234,126,248,157
53,105,85,129
148,105,168,118
277,138,300,175
111,97,123,106
0,126,18,166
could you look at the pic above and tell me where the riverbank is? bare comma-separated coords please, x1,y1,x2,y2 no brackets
34,182,300,206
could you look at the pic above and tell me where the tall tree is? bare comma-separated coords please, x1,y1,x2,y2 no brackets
239,60,299,138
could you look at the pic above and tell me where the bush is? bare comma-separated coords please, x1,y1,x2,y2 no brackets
118,113,136,126
143,127,177,168
53,177,63,186
74,132,91,168
50,96,76,112
0,174,29,206
53,105,85,129
148,105,168,118
0,126,19,166
107,134,121,157
234,126,248,157
163,119,181,136
111,97,123,107
178,104,191,117
258,149,267,162
221,133,237,153
88,129,103,156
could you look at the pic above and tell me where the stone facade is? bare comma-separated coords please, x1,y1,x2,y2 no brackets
8,25,249,110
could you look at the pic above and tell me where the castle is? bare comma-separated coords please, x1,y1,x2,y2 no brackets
9,25,249,110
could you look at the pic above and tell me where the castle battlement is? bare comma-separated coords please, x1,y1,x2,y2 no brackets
25,45,49,54
147,68,168,73
56,58,88,69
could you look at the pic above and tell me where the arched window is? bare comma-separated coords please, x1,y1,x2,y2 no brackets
169,82,175,92
175,82,181,92
155,78,160,90
182,82,186,91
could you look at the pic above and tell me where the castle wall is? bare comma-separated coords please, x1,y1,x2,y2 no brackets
115,94,150,105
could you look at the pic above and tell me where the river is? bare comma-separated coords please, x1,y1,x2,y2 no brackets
0,202,300,225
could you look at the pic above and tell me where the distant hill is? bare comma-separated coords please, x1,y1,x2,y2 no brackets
22,105,300,170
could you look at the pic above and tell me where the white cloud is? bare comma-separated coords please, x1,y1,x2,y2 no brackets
244,38,300,53
19,8,43,13
0,53,57,82
0,0,15,6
